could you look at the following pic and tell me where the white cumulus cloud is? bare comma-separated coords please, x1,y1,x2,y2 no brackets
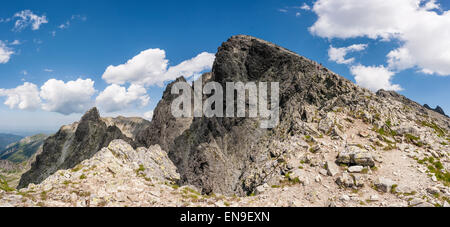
102,49,215,87
163,52,216,82
0,82,42,111
350,65,402,92
40,78,96,115
0,41,14,64
144,110,154,120
310,0,450,76
300,3,311,11
96,84,150,113
102,49,168,86
13,10,48,31
328,44,368,64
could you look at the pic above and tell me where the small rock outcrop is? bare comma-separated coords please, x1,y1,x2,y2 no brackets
0,160,19,172
104,140,180,182
17,108,138,189
424,104,448,117
336,146,375,167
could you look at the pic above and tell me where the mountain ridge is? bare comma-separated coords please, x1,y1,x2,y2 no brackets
17,108,150,189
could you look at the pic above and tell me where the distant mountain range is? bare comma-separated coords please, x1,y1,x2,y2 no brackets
0,133,23,151
0,134,47,163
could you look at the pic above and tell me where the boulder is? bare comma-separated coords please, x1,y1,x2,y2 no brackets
326,161,340,177
336,146,375,167
374,177,396,193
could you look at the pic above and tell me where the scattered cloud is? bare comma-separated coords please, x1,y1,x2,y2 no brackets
96,84,150,113
71,15,87,21
328,44,368,64
102,49,168,86
423,0,441,10
13,10,48,31
58,14,87,30
33,39,43,45
163,52,216,83
278,9,288,13
40,78,96,115
10,40,21,45
0,41,14,64
0,82,42,111
350,65,402,92
0,18,9,23
1,40,213,115
58,21,70,29
102,49,215,87
310,0,450,76
0,79,96,115
300,3,311,11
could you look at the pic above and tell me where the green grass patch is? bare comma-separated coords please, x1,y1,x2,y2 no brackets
40,191,48,200
390,184,398,194
419,157,450,186
71,164,83,172
0,175,14,192
421,121,446,137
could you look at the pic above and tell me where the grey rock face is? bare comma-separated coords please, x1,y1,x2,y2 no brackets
17,108,137,189
157,35,368,196
103,140,180,183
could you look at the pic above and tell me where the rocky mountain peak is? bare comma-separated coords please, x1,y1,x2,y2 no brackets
17,108,149,189
80,107,101,121
136,77,194,152
424,104,448,117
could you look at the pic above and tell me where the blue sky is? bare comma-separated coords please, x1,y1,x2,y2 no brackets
0,0,449,135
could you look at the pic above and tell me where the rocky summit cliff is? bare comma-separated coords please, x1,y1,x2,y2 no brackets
1,35,449,207
17,108,149,189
